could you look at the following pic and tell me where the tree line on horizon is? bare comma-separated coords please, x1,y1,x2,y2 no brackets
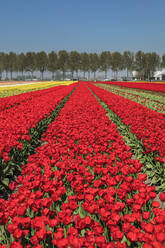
0,50,165,81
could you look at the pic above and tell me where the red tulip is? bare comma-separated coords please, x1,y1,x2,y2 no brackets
159,192,165,202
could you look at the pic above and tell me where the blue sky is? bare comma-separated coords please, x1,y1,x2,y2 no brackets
1,0,165,55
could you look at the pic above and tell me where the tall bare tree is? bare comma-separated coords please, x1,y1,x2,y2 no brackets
3,53,10,80
111,52,123,79
36,51,48,80
80,52,89,79
0,52,5,80
143,53,160,79
99,51,111,79
123,51,134,79
17,53,26,79
25,52,36,80
48,51,58,80
161,54,165,68
89,53,99,80
58,50,69,80
69,51,80,79
8,52,17,80
135,51,145,79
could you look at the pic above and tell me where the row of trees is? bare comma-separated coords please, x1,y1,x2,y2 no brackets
0,50,165,80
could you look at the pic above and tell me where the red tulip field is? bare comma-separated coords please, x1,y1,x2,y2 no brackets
96,81,165,93
0,82,165,248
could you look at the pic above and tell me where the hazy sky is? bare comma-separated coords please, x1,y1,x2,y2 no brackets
1,0,165,55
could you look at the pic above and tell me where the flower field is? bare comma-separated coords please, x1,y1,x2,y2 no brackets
87,83,165,159
0,81,76,98
93,83,165,114
0,84,76,158
0,82,165,247
95,81,165,93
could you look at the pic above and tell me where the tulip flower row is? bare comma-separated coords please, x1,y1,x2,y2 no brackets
94,83,165,114
87,83,165,161
87,84,165,192
0,84,70,112
0,83,77,159
0,83,164,247
95,81,165,93
0,81,76,97
97,83,165,103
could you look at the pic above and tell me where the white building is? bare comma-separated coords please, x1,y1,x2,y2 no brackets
153,69,165,80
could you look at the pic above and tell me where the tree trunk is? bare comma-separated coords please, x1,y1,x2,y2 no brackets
113,70,115,79
10,71,12,80
116,70,118,80
6,71,8,80
31,71,33,80
114,70,117,80
83,71,85,79
88,71,90,80
94,71,96,80
52,72,54,80
22,70,24,79
16,71,18,79
63,71,65,80
104,70,107,79
76,70,78,79
126,68,128,79
149,70,151,80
